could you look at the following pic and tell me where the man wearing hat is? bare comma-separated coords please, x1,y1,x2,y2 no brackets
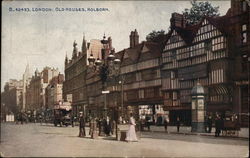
79,112,86,137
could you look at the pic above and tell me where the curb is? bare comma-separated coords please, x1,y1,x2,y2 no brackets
141,130,249,140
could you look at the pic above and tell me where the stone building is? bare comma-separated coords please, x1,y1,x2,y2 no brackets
86,35,114,118
26,67,60,112
1,79,23,114
22,64,32,111
63,36,88,117
45,74,64,109
228,0,249,127
63,33,114,117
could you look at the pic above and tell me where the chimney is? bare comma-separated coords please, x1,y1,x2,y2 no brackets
170,13,186,28
134,29,139,46
130,29,139,48
108,37,112,50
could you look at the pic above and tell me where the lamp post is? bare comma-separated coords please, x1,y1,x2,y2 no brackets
119,78,125,119
87,35,121,119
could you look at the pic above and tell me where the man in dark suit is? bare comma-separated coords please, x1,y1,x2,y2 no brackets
145,115,151,131
104,116,111,136
79,112,86,137
176,117,180,132
215,115,223,137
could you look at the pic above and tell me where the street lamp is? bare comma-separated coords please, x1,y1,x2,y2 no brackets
87,35,121,119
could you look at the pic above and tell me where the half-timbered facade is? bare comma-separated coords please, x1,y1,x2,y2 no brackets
161,0,249,126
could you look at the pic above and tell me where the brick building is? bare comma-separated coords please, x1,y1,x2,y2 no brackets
63,35,113,117
113,29,165,121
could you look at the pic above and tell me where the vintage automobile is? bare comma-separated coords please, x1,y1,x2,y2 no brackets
53,102,72,127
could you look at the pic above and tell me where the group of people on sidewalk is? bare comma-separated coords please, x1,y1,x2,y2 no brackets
78,112,138,142
141,114,229,137
79,112,234,141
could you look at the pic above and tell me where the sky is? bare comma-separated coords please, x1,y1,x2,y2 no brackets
1,0,230,92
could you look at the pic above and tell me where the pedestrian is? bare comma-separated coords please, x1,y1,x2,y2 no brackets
176,117,180,132
89,117,94,136
145,115,151,131
97,118,101,135
125,113,138,142
71,115,75,127
20,112,24,125
79,112,86,137
119,116,123,124
138,118,144,131
215,115,223,137
104,116,111,136
39,114,42,125
111,119,116,135
207,115,212,133
164,115,169,133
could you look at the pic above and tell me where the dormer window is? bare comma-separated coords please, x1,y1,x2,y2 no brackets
170,36,178,43
171,50,177,59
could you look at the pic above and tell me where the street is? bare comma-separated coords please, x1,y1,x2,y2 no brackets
0,123,249,157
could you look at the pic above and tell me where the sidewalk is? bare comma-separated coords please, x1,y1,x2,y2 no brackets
142,125,249,139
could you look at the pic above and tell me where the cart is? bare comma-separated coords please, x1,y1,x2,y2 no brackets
222,113,240,137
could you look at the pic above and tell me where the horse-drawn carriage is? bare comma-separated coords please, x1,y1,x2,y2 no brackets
221,113,240,137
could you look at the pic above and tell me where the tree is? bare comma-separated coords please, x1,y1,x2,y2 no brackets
146,30,165,42
183,0,220,25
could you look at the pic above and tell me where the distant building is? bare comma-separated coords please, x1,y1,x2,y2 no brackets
1,79,23,114
26,67,60,111
45,74,64,109
22,64,32,111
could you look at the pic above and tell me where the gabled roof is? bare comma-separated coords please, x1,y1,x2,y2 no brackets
115,41,163,66
206,13,231,35
165,10,232,46
138,41,162,62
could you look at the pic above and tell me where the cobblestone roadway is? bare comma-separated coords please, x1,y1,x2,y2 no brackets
0,123,248,157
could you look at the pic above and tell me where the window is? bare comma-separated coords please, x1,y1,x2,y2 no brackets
242,24,247,44
139,89,144,99
242,54,248,72
242,0,248,12
171,71,178,79
171,50,177,59
170,36,178,43
173,91,178,100
204,40,212,51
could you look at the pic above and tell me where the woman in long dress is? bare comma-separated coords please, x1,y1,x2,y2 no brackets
125,114,138,142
